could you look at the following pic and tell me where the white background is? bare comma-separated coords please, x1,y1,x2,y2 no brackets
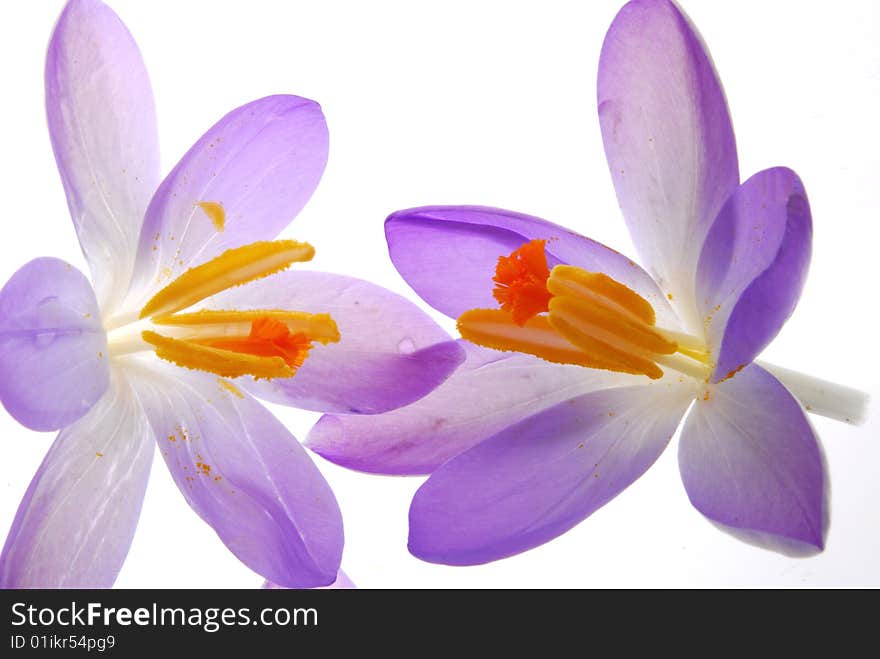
0,0,878,588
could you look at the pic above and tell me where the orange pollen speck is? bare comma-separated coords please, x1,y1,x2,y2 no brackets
195,316,311,369
492,239,553,325
720,364,746,383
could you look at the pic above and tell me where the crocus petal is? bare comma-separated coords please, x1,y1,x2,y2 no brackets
598,0,738,316
203,271,465,414
0,258,109,431
46,0,160,313
385,205,678,328
0,371,154,588
307,341,637,475
129,95,328,304
129,363,342,587
697,168,812,382
679,364,826,555
409,381,694,565
263,570,355,590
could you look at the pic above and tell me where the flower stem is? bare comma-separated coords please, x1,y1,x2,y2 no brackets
107,333,150,357
655,353,710,381
103,310,140,332
758,360,869,426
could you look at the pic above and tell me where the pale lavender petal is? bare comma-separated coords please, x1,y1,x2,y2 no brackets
0,372,154,588
308,341,636,475
598,0,739,312
0,258,108,431
263,569,355,589
129,95,328,303
46,0,160,312
409,381,693,565
679,364,826,555
130,364,342,587
203,271,464,414
697,168,812,381
386,205,678,328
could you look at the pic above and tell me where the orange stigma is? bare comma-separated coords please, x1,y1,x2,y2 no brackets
492,239,553,326
459,240,711,381
194,316,311,370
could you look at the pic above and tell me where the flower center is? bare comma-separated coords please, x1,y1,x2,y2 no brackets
458,240,710,380
107,239,339,379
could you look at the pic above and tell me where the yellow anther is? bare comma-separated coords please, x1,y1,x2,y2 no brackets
548,266,655,326
547,297,664,379
140,240,314,319
547,295,676,357
458,308,624,372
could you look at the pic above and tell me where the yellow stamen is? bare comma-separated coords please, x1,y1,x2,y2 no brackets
142,330,294,380
547,296,676,358
197,201,226,231
547,305,664,379
655,353,711,381
548,265,655,326
458,309,624,372
140,240,314,319
676,344,710,364
456,240,712,381
154,309,340,344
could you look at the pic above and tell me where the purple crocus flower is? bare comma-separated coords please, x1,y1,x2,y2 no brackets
308,0,868,565
0,0,461,588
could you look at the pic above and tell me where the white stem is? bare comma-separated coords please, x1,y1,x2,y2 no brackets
758,360,869,426
107,334,151,357
104,310,141,332
655,353,711,381
657,328,707,354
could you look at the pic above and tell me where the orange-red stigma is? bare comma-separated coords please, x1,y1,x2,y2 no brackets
492,239,553,326
194,316,311,370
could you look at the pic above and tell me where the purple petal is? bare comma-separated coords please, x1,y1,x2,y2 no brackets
598,0,738,312
129,95,328,304
131,365,343,587
697,168,812,381
263,569,355,590
408,381,693,565
46,0,160,312
0,373,154,588
0,258,109,431
679,364,827,555
308,341,636,475
386,205,678,328
203,271,464,414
